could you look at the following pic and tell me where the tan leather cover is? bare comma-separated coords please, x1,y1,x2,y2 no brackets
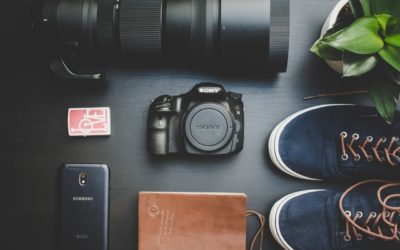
138,192,247,250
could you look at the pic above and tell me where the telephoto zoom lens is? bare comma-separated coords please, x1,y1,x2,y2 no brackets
31,0,290,78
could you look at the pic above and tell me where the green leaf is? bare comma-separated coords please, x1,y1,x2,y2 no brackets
369,0,400,23
375,14,396,35
383,65,400,85
310,41,342,60
385,33,400,47
326,17,384,54
321,25,346,40
389,71,400,85
369,79,400,125
378,44,400,71
349,0,364,18
359,0,371,16
342,52,378,77
310,27,345,60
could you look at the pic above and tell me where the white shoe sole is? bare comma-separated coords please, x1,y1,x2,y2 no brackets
269,189,325,250
268,104,354,181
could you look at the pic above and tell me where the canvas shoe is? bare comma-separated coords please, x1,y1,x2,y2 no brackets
269,180,400,250
269,104,400,181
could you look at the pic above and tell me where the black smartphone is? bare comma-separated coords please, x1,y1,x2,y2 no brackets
59,164,110,250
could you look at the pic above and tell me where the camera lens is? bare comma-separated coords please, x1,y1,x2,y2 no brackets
32,0,290,71
184,103,234,152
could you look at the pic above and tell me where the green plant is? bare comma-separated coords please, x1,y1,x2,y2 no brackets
311,0,400,124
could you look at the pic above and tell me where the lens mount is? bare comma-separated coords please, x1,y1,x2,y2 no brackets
184,103,234,152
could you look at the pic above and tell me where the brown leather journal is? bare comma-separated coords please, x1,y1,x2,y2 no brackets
138,192,247,250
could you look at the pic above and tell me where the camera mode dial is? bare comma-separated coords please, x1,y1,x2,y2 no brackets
153,95,172,111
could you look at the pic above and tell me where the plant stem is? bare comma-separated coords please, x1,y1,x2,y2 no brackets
303,90,368,100
349,0,363,18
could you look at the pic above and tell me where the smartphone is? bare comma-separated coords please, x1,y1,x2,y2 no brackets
59,164,110,250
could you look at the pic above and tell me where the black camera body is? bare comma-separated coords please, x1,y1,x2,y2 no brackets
148,83,244,155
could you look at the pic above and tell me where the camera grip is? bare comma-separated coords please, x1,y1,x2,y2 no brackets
148,113,169,155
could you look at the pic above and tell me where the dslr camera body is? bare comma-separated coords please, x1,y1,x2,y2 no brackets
148,83,244,155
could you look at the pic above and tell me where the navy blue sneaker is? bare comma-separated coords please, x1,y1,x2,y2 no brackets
269,180,400,250
269,104,400,181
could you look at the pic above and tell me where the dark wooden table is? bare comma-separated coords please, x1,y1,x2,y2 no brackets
0,0,373,249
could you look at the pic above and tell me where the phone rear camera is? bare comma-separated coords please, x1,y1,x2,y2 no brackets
79,172,88,186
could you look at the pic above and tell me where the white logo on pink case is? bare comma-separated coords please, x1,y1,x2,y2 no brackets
68,107,111,137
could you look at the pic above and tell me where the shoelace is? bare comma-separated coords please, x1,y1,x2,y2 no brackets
246,211,265,250
339,180,400,242
340,132,400,166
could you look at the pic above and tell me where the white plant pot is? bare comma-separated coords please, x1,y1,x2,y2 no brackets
320,0,349,74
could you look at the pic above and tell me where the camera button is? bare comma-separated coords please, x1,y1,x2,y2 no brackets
228,92,242,101
235,120,241,132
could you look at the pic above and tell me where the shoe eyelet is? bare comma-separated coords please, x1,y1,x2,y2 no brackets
352,133,360,140
341,132,348,138
356,211,363,218
356,235,363,241
370,212,377,218
342,154,349,161
393,137,399,142
367,155,373,162
345,210,352,217
367,136,374,142
368,236,376,240
344,235,352,242
381,137,387,143
386,211,391,217
354,154,361,161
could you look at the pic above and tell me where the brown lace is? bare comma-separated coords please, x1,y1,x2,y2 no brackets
339,180,400,242
340,132,400,166
246,211,265,250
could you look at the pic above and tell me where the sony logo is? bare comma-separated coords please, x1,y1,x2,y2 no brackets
197,124,221,129
198,87,222,94
76,234,89,240
73,196,94,201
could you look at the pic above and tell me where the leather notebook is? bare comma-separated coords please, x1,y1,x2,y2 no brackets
138,192,247,250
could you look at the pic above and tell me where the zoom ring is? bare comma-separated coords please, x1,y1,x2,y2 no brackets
97,0,116,51
119,0,162,54
269,0,290,71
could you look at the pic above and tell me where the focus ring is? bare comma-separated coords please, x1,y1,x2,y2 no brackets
82,0,96,50
97,0,116,51
119,0,162,54
269,0,290,72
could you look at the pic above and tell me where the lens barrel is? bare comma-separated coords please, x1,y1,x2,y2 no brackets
119,0,163,55
34,0,290,72
97,0,118,51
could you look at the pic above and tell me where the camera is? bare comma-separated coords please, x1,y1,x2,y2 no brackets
148,83,244,155
28,0,290,80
